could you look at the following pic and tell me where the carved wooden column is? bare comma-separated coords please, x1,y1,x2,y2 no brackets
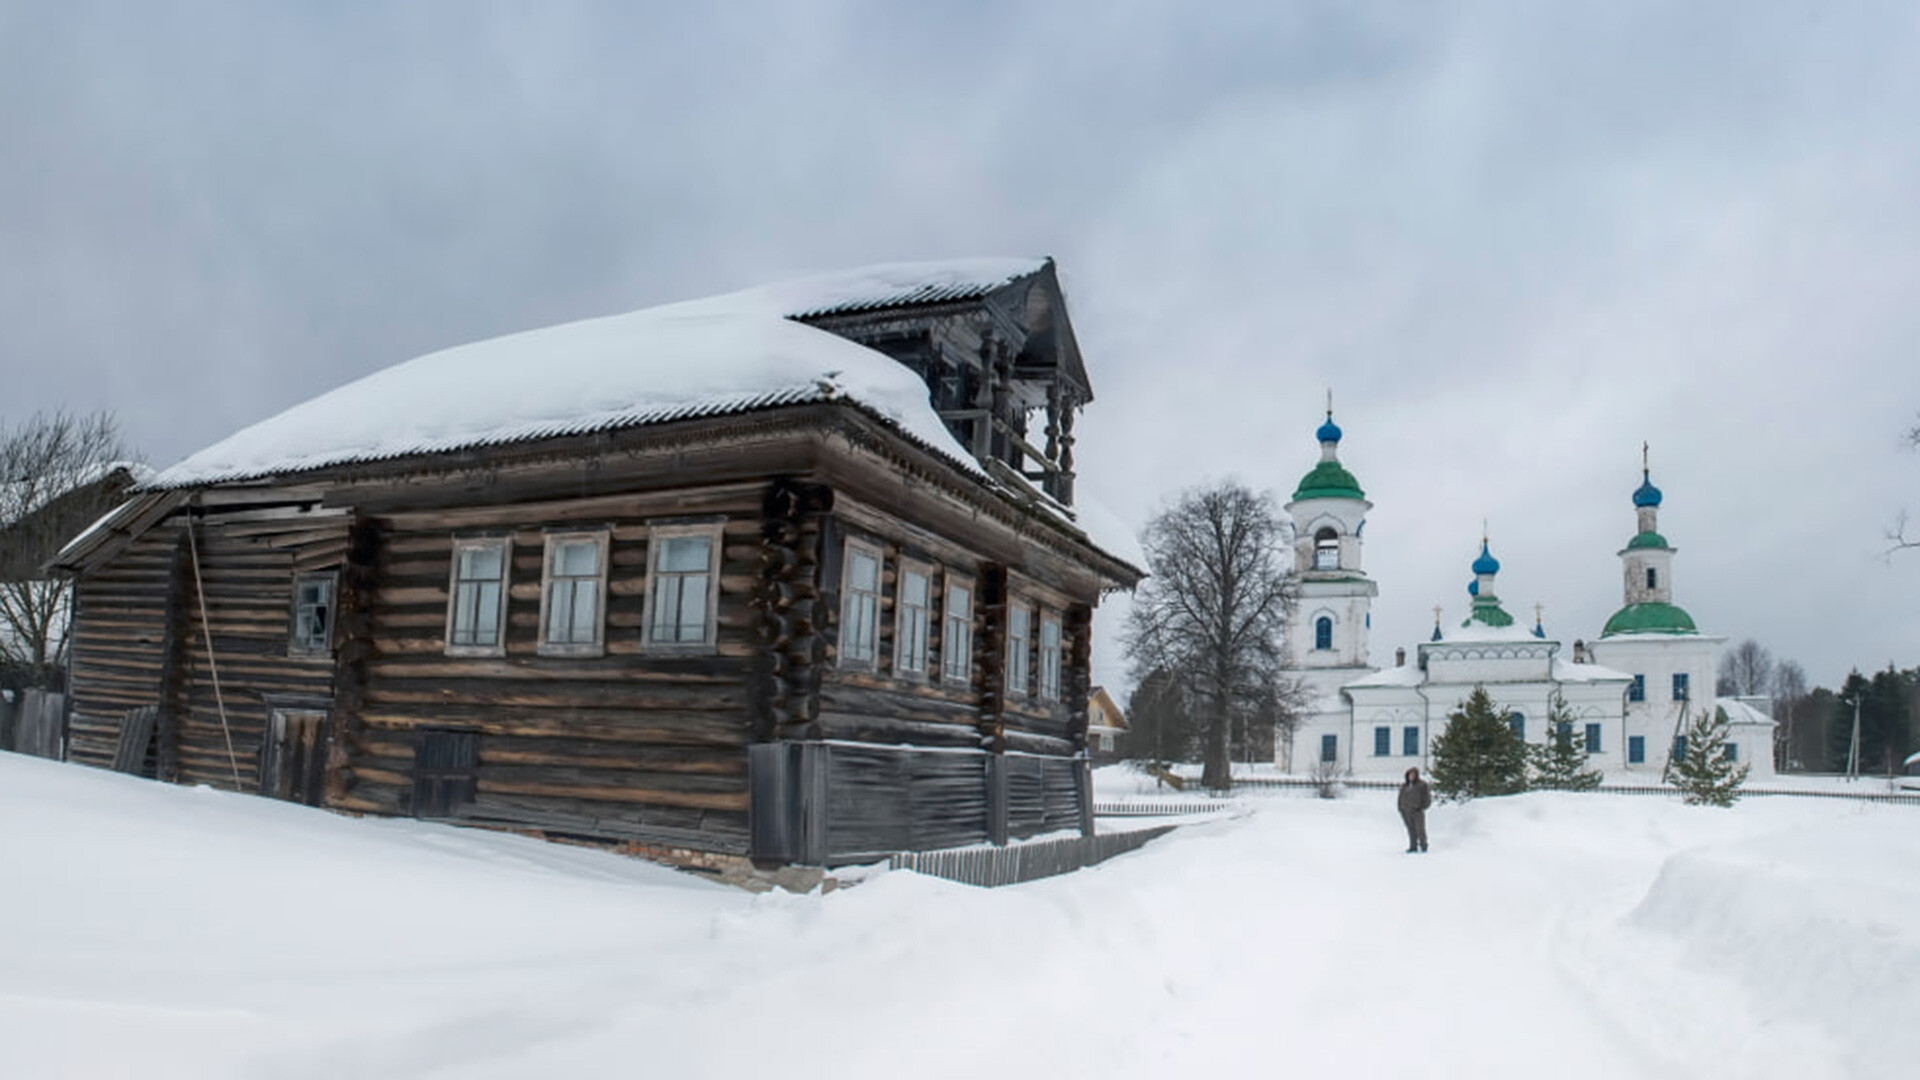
751,478,834,743
324,514,380,808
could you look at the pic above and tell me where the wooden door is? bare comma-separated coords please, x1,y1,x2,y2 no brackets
259,709,329,805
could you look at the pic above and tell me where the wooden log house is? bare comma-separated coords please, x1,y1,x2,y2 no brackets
52,258,1140,870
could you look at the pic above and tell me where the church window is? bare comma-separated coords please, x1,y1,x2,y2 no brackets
1628,736,1645,764
1673,734,1688,761
1508,712,1525,740
1403,726,1419,756
1585,723,1603,753
1646,567,1658,590
1314,528,1339,570
1671,673,1690,701
1373,726,1390,757
1320,734,1338,764
1314,616,1333,651
1628,675,1645,702
1724,742,1738,763
1554,720,1572,749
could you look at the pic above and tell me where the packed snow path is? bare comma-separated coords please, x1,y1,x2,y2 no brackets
3,754,1913,1079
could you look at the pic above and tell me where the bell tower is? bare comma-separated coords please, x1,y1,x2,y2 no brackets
1282,400,1378,679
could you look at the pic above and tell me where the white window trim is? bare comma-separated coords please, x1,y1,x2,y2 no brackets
444,536,512,658
536,529,610,658
894,558,933,681
942,573,975,687
837,539,884,671
1006,599,1032,698
288,571,337,657
640,521,725,654
1038,612,1062,702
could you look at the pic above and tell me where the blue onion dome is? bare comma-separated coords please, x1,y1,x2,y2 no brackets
1633,471,1663,508
1316,415,1343,443
1471,540,1500,576
1468,579,1480,596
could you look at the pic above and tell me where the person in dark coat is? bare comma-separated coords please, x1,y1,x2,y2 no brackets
1398,767,1431,853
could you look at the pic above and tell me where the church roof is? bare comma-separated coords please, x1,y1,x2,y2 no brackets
1625,530,1670,550
1602,601,1697,636
1292,460,1365,501
1633,473,1664,508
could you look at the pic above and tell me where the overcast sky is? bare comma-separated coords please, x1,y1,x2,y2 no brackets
5,1,1918,694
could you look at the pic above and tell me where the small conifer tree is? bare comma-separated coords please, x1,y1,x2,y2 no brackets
1528,693,1604,791
1668,705,1751,807
1429,686,1529,800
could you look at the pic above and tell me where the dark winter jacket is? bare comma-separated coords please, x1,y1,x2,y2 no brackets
1398,778,1432,815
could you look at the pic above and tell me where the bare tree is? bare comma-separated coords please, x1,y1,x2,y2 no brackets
1123,482,1294,790
1891,417,1920,553
1716,638,1774,697
1771,658,1809,771
0,410,131,687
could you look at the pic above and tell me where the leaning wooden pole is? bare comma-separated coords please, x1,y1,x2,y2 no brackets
185,513,244,791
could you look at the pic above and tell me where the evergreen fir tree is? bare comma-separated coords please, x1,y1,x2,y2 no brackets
1669,704,1751,807
1428,686,1529,800
1528,692,1603,791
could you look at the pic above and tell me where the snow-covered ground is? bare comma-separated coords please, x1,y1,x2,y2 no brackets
4,752,1915,1079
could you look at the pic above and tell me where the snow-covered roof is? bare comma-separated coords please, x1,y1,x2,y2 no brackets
1346,664,1424,689
1716,698,1777,727
1550,656,1633,683
145,259,1051,491
1437,621,1550,645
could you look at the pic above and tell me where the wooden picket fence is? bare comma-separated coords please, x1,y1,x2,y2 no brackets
1206,774,1920,806
886,825,1178,888
1093,799,1232,817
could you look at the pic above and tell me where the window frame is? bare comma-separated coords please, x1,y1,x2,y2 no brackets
1671,672,1690,702
1005,600,1032,698
536,529,610,658
1585,722,1603,754
1403,725,1420,757
288,571,337,657
837,539,884,670
1628,735,1646,764
893,558,934,680
1314,615,1333,651
1038,612,1062,702
1373,725,1391,757
640,522,725,654
941,575,975,686
1628,674,1646,702
1508,712,1526,740
444,536,512,658
1320,733,1338,764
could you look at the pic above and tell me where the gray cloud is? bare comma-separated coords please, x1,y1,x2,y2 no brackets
4,1,1916,692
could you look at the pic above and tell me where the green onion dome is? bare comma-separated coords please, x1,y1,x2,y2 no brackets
1292,460,1364,501
1602,601,1697,636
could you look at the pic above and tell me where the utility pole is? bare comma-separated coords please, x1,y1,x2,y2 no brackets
1846,695,1862,782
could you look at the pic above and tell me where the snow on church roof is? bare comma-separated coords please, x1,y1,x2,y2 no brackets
145,258,1051,491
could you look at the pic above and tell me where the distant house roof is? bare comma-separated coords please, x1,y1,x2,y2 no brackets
143,258,1055,492
1088,686,1129,734
1716,698,1776,728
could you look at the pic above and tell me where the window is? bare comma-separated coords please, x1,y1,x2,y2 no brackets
1038,615,1062,701
1099,732,1114,752
538,532,606,655
1403,725,1419,756
1508,712,1525,740
1628,675,1646,702
1724,742,1738,763
942,580,973,684
644,526,721,650
1314,527,1339,570
894,563,932,677
1647,567,1658,589
446,539,510,655
1555,720,1572,749
1006,604,1031,696
1672,672,1690,701
412,730,478,818
1314,616,1333,651
1374,726,1391,756
290,573,335,655
1628,735,1646,764
1320,733,1338,764
1585,722,1603,754
839,543,881,666
1673,735,1688,761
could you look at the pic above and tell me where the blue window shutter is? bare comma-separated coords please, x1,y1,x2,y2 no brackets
1628,736,1645,763
1321,733,1338,763
1403,725,1419,756
1585,722,1602,753
1374,726,1390,756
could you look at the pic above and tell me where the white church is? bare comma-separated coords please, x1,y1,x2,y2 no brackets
1280,410,1775,780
